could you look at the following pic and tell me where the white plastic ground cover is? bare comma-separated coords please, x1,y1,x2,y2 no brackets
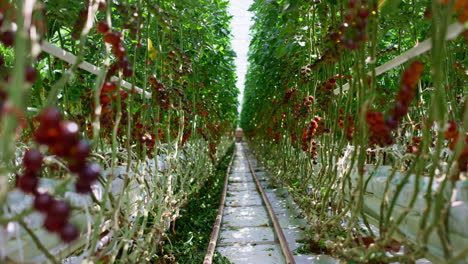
334,154,468,260
41,41,152,99
333,22,466,95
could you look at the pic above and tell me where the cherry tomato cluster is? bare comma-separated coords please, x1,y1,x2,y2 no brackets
265,124,281,144
444,121,468,173
316,77,338,108
149,76,171,110
17,149,43,194
181,129,192,147
300,65,313,81
303,96,314,107
100,82,128,106
98,81,129,132
306,28,345,72
148,77,190,112
346,116,355,141
303,1,373,72
301,117,321,160
366,62,424,147
339,0,371,50
35,191,78,243
115,4,144,40
166,45,194,78
197,127,208,141
389,61,424,127
453,0,468,23
290,132,298,145
16,108,102,243
366,111,393,147
273,131,282,143
97,22,133,78
16,149,79,242
147,45,193,111
209,122,224,140
292,96,314,120
445,121,459,150
139,132,157,157
338,110,345,129
306,2,369,73
33,108,101,193
133,121,158,158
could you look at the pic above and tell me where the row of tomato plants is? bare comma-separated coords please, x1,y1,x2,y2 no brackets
0,0,238,263
241,0,467,263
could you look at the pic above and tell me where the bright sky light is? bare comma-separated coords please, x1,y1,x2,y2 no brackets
228,0,254,114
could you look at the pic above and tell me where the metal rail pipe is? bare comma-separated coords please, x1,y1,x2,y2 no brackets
244,146,296,264
203,150,235,264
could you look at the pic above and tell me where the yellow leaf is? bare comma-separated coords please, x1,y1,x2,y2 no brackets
148,38,157,61
378,0,388,8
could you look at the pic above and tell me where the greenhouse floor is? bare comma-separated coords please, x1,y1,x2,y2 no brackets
216,143,339,264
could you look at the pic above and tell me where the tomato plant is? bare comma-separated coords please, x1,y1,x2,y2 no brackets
241,0,467,262
0,0,238,263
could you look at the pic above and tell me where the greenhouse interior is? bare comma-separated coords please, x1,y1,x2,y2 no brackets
0,0,467,263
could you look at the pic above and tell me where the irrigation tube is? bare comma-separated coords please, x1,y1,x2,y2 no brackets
203,148,235,264
244,145,296,264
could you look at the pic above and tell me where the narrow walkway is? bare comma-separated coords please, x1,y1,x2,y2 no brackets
217,143,284,263
217,143,338,264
